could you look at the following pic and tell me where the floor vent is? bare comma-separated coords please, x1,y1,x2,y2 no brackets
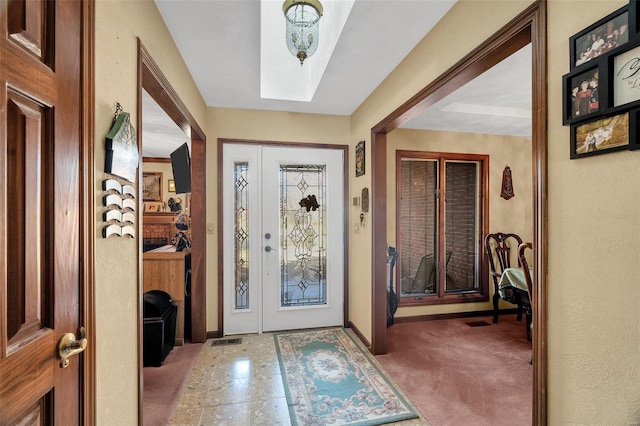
211,338,242,346
466,321,492,327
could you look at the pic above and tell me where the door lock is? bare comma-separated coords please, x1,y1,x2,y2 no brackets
57,327,87,368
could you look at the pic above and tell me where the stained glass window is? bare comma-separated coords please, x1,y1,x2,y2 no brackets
279,165,327,307
234,162,249,309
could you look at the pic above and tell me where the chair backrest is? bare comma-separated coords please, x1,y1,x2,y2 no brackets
517,242,534,298
414,254,435,293
409,251,453,293
484,232,523,286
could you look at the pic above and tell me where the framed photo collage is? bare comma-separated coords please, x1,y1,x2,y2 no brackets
562,0,640,158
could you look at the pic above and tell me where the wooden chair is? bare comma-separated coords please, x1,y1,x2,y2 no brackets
484,233,531,339
518,242,534,345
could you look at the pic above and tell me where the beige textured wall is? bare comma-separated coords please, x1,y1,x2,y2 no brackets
205,107,351,332
548,0,640,424
94,0,205,423
387,129,533,317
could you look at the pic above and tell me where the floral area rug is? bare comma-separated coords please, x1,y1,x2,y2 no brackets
274,327,419,426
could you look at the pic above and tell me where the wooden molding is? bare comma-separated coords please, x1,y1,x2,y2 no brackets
142,156,171,164
370,1,547,424
82,0,96,424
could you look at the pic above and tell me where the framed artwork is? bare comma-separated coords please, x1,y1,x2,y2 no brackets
355,140,365,177
563,64,602,124
571,112,629,159
612,40,640,108
168,179,176,192
570,5,629,70
144,202,162,213
142,172,163,201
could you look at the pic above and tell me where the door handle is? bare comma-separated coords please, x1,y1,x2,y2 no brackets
265,246,272,252
57,327,87,368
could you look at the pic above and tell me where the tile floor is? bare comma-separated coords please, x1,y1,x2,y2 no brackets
169,331,427,426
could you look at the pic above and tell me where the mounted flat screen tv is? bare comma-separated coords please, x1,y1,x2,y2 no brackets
170,142,191,193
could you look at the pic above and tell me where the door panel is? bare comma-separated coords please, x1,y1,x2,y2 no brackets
223,144,344,334
261,147,343,332
0,1,83,423
222,144,262,335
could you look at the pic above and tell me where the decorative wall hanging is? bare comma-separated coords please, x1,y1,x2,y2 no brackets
361,187,369,212
102,178,137,238
500,166,515,200
355,140,365,177
105,103,139,183
562,0,640,158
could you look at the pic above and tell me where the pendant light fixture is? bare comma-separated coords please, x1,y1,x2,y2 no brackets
283,0,323,66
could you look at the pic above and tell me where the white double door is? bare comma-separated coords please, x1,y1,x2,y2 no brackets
223,144,344,334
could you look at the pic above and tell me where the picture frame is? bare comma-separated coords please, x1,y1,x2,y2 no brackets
355,140,365,177
142,172,163,201
168,179,176,193
144,202,162,213
570,5,629,70
630,109,640,150
570,112,629,159
611,39,640,108
562,63,603,125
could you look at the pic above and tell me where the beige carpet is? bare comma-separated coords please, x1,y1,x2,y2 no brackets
143,342,203,426
376,315,532,426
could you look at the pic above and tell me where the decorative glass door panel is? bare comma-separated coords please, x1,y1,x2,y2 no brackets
234,162,250,310
280,165,327,307
223,144,344,334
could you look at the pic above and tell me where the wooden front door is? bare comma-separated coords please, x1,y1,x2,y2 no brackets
0,1,86,423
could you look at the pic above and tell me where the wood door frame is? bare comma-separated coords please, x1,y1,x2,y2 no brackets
137,41,208,419
369,1,547,424
217,139,350,335
83,1,97,423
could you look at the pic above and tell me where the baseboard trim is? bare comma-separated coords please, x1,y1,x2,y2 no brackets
206,330,222,339
203,312,517,343
392,308,520,324
346,321,371,348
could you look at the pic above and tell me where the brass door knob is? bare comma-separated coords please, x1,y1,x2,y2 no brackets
57,327,87,368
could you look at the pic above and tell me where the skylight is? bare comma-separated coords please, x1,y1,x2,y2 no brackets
260,0,355,102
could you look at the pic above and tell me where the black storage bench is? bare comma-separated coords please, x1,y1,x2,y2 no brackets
143,290,178,367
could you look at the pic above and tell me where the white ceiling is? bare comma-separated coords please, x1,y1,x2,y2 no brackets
142,0,531,158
